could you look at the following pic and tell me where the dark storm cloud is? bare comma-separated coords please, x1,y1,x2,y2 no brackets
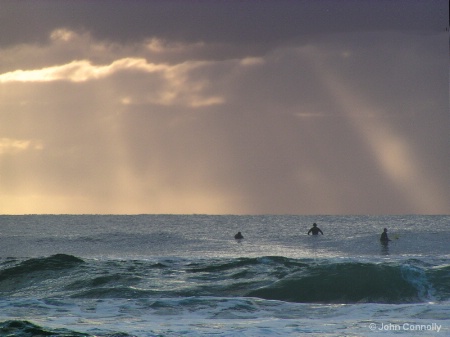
0,0,446,49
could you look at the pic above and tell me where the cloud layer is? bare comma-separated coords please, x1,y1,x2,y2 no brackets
0,1,448,214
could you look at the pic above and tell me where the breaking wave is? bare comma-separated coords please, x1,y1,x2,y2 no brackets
0,254,449,304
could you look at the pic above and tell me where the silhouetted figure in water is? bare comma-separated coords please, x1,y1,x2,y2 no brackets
234,232,244,239
380,228,390,243
307,223,323,235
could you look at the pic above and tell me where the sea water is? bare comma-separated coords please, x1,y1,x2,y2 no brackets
0,215,449,336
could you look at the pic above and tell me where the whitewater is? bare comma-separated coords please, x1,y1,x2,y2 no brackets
0,215,449,336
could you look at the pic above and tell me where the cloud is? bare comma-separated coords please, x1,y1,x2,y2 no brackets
0,53,225,108
0,2,448,215
0,0,446,49
0,58,164,83
0,138,43,155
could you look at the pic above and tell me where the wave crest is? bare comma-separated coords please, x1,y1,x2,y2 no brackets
247,262,437,304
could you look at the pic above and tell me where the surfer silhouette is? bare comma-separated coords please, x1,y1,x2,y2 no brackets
380,228,390,243
307,223,323,235
234,231,244,239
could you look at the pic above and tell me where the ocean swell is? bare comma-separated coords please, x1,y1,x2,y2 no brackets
247,261,440,304
0,254,448,305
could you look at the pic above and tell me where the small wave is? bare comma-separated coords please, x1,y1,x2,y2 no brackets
0,254,85,295
71,286,158,299
187,257,261,273
0,320,141,337
187,256,308,273
0,254,84,281
65,273,142,291
0,320,89,337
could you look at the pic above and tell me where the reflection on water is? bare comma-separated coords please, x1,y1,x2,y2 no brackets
380,241,389,255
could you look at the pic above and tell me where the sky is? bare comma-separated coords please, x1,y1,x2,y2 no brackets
0,0,449,215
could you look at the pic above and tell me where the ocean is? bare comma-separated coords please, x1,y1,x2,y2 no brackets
0,215,448,336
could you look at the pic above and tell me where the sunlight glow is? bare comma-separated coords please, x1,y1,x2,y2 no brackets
0,58,166,83
303,47,446,213
50,28,77,42
0,138,43,155
1,26,446,214
0,57,225,108
146,38,205,53
240,57,265,66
